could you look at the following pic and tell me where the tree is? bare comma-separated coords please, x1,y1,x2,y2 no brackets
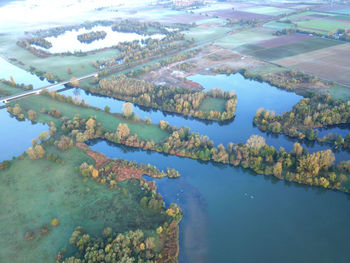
273,162,283,178
122,102,133,118
292,142,303,155
246,135,266,150
9,76,16,86
38,131,49,142
26,145,46,159
116,123,130,140
27,110,37,120
70,77,79,87
104,105,110,113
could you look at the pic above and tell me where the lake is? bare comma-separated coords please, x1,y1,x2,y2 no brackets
32,25,165,54
0,60,350,263
90,140,350,263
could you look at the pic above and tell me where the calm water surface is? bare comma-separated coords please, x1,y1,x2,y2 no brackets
1,59,350,263
33,25,165,54
61,74,350,161
90,140,350,263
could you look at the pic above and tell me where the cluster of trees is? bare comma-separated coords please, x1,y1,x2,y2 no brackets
95,74,237,121
98,48,199,78
98,32,190,69
1,78,33,90
318,132,350,150
17,40,51,58
46,153,64,164
54,136,74,151
80,156,180,188
26,145,46,160
254,94,350,140
226,18,259,27
273,27,350,42
27,37,52,48
126,49,200,78
59,217,181,263
111,20,172,35
212,67,320,92
0,161,11,171
7,104,25,119
176,62,197,72
77,30,107,43
16,37,52,56
58,114,349,192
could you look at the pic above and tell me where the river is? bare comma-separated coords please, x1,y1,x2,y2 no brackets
0,58,350,262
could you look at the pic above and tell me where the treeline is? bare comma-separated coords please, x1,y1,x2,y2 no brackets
96,32,191,69
274,27,350,42
212,67,321,92
79,156,179,187
254,94,350,140
19,20,187,59
77,30,107,43
17,39,52,58
17,37,52,49
12,90,349,193
94,74,237,121
1,79,33,90
57,115,349,193
59,209,182,263
111,20,173,35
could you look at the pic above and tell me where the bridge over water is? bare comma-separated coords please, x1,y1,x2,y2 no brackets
0,73,98,104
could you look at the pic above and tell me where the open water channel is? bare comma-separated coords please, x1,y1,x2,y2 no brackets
0,58,349,262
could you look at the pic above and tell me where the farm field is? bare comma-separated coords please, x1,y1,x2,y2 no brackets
242,6,294,16
297,18,350,33
238,37,342,61
264,21,297,30
277,43,350,86
329,8,350,15
330,85,350,100
214,28,276,50
184,26,231,42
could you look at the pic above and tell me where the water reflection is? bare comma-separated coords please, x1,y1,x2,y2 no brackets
90,139,350,263
33,25,165,54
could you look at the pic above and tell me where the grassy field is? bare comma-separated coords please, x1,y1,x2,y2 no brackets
330,8,350,15
0,33,120,81
0,144,167,262
11,94,169,142
282,11,333,19
264,21,297,30
242,6,294,16
297,18,350,33
184,26,231,42
215,29,276,49
241,38,342,61
330,85,350,100
199,97,226,112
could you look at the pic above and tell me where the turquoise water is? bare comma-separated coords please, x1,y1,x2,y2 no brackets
91,140,350,263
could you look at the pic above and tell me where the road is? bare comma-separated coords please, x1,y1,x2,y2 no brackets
0,73,98,104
